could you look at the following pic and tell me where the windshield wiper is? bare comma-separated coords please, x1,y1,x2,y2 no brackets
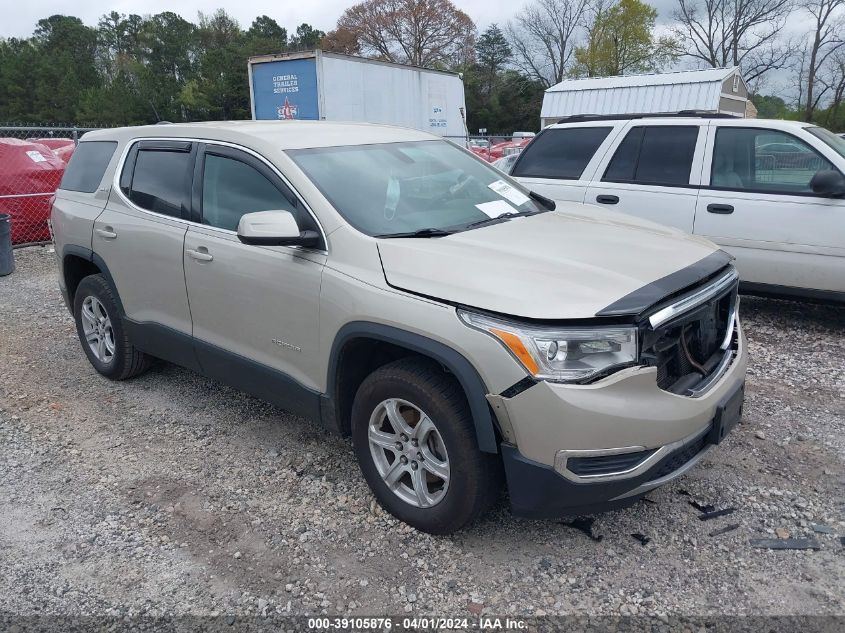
376,227,455,239
530,190,556,210
463,209,541,230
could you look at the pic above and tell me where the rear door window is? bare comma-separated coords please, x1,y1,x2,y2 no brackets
121,142,194,218
59,141,117,193
512,127,612,179
603,126,699,186
602,128,642,182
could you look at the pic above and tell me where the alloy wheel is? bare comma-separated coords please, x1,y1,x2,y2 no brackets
80,296,115,364
367,398,450,508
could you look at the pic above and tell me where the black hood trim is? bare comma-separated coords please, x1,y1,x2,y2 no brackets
596,250,734,318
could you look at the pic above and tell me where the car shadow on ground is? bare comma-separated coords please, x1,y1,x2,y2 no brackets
739,294,845,330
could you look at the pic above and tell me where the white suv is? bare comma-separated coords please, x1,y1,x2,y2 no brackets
512,115,845,303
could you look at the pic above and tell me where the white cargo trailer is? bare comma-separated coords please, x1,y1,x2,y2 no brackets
247,50,467,137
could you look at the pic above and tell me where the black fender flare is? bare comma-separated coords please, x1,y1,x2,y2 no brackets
62,244,125,315
326,322,499,453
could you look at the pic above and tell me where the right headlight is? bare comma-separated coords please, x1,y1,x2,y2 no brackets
459,310,638,383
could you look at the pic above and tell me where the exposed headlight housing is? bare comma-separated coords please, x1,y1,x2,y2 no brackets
459,310,638,383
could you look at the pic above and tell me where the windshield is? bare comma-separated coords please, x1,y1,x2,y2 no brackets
493,154,520,173
288,140,545,237
807,126,845,159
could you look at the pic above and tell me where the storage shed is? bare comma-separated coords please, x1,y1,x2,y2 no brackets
540,67,750,128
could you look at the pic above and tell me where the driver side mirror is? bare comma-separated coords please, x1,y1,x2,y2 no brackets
810,170,845,198
237,211,320,248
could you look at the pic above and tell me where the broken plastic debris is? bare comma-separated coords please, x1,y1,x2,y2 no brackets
688,500,715,513
679,490,715,513
749,538,820,550
709,523,740,537
679,489,735,520
699,507,736,521
560,517,603,542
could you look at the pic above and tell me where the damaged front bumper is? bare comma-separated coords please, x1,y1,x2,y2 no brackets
491,322,747,519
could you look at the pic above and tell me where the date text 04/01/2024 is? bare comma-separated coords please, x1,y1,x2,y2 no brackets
306,616,528,630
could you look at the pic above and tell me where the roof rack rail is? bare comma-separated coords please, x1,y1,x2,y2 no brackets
556,111,737,124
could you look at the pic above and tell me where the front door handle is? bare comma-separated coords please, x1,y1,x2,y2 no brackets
596,194,620,205
95,227,117,240
186,248,213,262
707,203,734,214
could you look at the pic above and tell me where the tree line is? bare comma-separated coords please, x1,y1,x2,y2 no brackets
0,11,324,125
1,0,844,132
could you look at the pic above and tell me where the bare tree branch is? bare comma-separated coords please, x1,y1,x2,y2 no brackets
336,0,476,68
672,0,794,82
506,0,590,88
801,0,845,120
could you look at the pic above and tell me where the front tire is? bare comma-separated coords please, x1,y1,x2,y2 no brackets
351,357,500,534
73,274,151,380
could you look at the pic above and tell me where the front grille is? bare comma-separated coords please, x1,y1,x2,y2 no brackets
647,432,709,482
642,273,737,395
567,448,658,477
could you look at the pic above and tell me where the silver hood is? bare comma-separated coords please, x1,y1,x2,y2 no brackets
377,204,724,320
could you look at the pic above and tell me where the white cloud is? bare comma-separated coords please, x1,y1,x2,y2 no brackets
4,0,519,39
6,0,807,99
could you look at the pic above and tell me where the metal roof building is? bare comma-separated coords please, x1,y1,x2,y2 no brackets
540,67,750,127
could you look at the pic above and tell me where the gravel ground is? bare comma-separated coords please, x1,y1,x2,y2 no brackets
1,245,843,621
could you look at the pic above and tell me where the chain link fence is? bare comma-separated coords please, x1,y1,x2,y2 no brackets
0,125,102,248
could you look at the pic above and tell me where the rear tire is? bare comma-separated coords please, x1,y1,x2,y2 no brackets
73,274,151,380
351,357,500,534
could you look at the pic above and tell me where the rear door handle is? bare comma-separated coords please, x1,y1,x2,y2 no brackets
95,227,117,240
596,195,620,205
707,204,734,214
186,248,213,262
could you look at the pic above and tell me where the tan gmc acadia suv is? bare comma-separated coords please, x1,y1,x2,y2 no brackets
51,121,747,534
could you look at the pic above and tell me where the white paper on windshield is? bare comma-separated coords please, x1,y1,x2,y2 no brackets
475,200,515,218
488,179,530,206
26,151,47,163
